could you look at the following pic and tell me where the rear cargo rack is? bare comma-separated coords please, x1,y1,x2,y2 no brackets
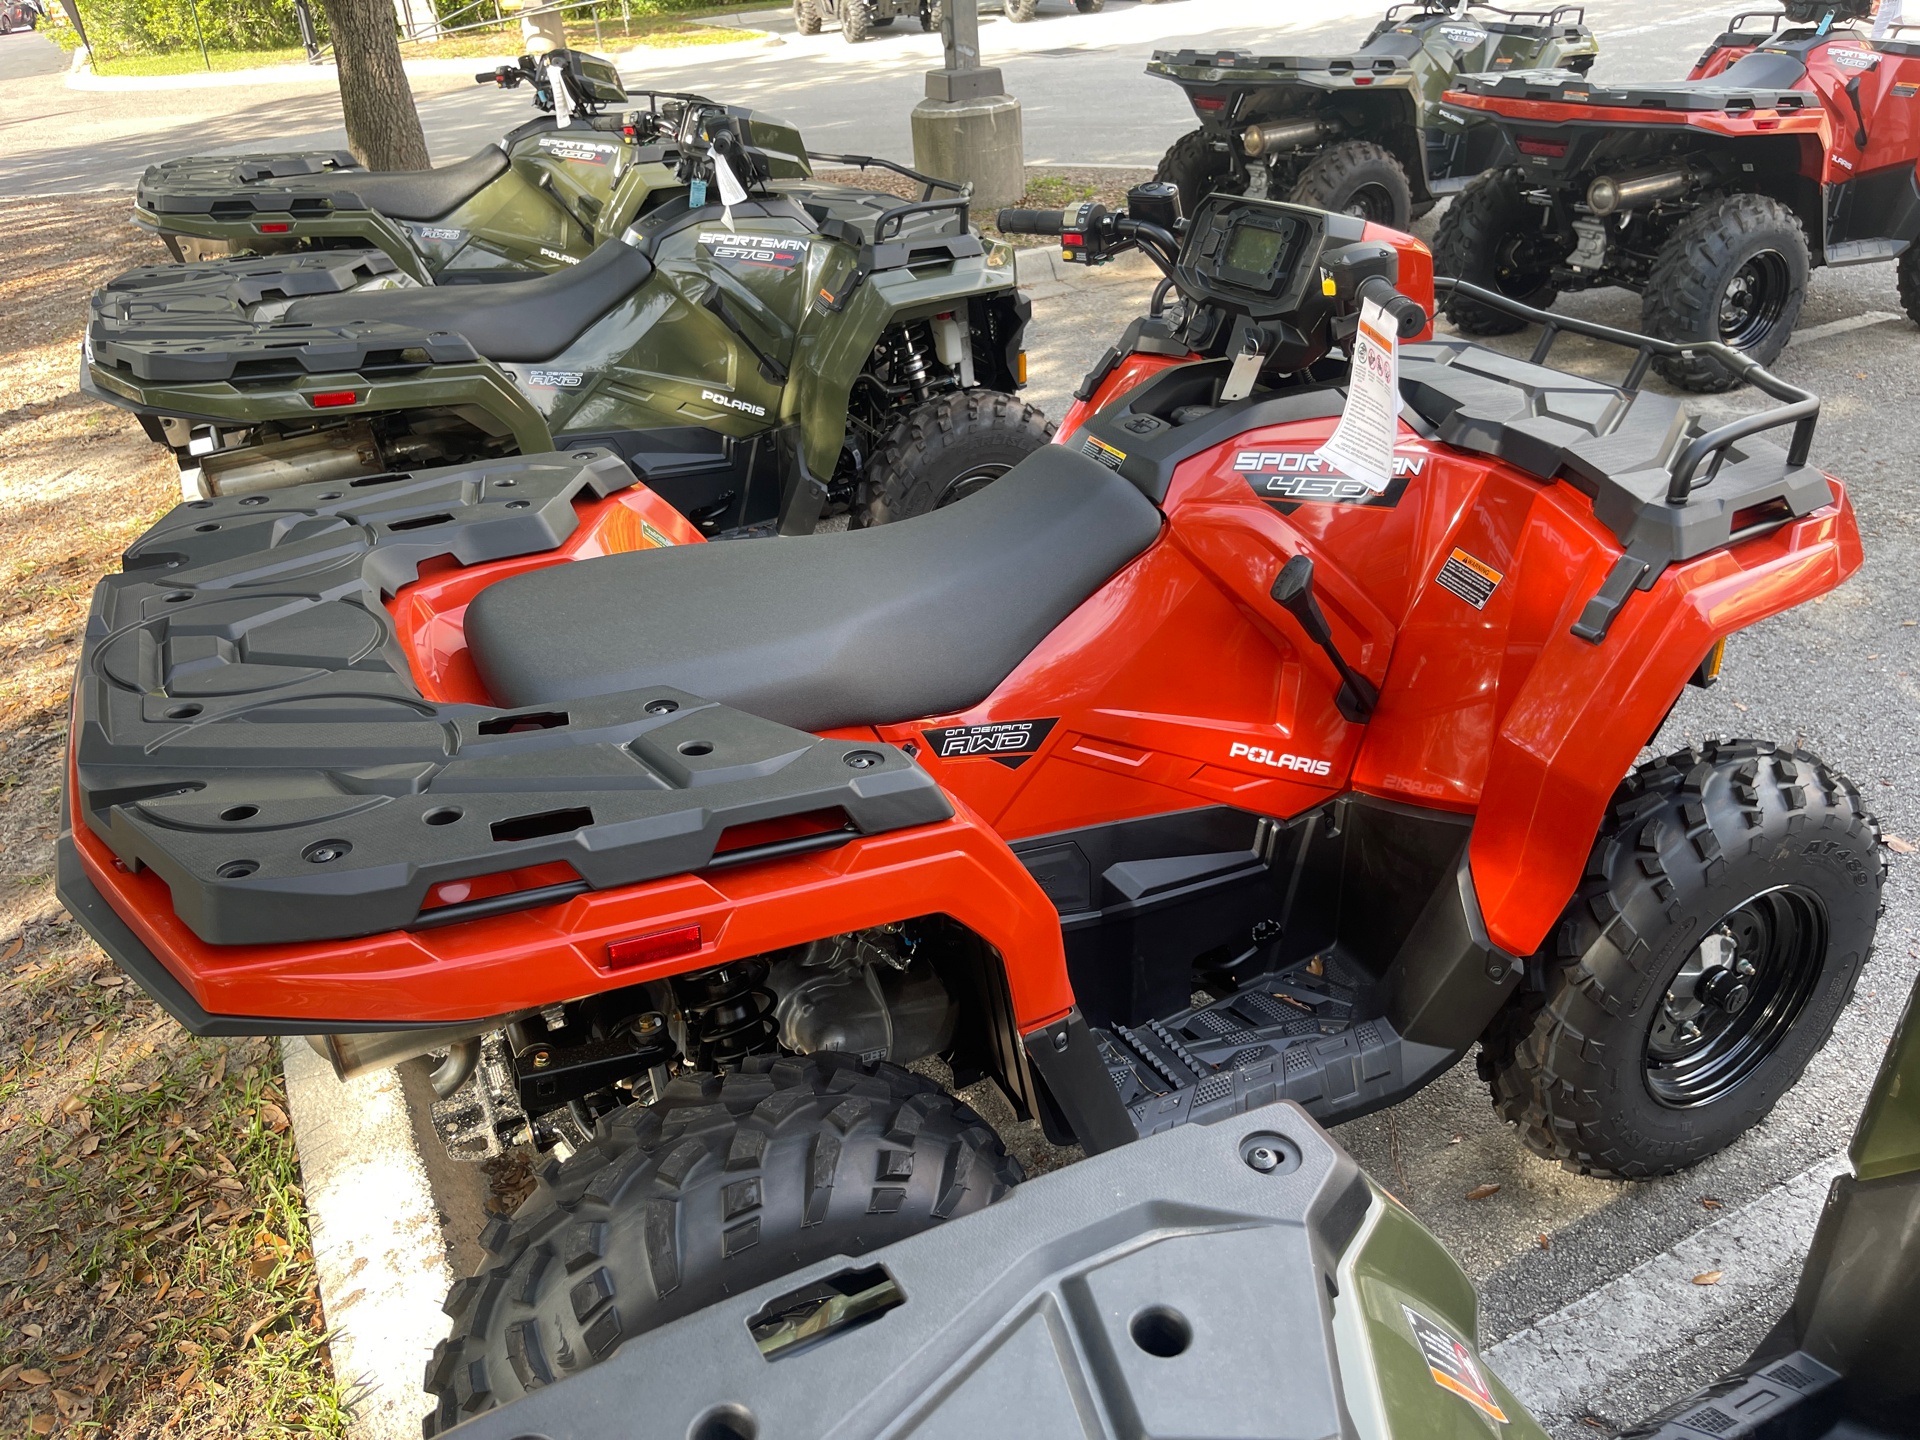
1435,277,1819,503
68,451,951,947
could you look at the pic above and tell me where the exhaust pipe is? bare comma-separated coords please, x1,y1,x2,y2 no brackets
310,1016,514,1087
1241,117,1334,158
1586,166,1698,217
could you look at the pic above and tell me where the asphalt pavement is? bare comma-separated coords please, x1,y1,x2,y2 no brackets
11,1,1920,1432
0,25,64,80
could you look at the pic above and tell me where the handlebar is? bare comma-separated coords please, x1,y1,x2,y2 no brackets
995,208,1068,236
1356,275,1430,339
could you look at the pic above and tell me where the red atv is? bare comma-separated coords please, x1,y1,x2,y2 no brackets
1433,0,1920,389
61,186,1880,1427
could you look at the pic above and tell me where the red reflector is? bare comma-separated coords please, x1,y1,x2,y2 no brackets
1517,137,1569,157
1193,96,1226,112
255,221,292,233
606,924,703,971
1353,76,1373,85
309,390,359,408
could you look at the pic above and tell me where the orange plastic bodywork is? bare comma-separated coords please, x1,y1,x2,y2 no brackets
1446,33,1920,190
71,226,1862,1031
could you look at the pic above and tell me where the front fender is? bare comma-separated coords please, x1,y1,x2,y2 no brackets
1469,490,1863,958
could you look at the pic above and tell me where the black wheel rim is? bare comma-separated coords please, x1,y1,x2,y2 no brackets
934,460,1012,510
1718,249,1793,350
1342,183,1397,224
1486,230,1557,301
1644,886,1827,1108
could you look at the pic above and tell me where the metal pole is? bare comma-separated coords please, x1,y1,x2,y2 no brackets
187,0,210,70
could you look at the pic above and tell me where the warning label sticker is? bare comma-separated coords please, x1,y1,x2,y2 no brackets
1403,1306,1509,1424
1080,436,1127,471
1435,548,1503,610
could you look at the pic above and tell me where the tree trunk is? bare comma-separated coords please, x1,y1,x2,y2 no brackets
318,0,431,172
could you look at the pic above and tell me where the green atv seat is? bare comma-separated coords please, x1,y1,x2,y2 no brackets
463,445,1164,732
320,145,511,221
282,238,653,361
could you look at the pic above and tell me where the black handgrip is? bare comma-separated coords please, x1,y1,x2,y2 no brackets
1355,275,1429,339
996,208,1067,236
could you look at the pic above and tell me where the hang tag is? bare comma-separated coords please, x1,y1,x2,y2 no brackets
714,153,749,206
548,61,572,127
1313,295,1401,493
1220,345,1264,403
689,178,707,208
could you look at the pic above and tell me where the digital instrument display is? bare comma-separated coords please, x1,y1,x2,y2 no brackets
1224,222,1287,276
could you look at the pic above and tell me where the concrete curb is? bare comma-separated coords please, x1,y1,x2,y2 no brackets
65,24,782,91
281,1037,455,1440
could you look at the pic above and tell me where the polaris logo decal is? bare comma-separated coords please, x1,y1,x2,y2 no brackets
1233,449,1422,509
698,231,808,271
539,247,580,264
701,388,767,417
1229,741,1331,778
1829,47,1879,70
921,718,1058,768
527,369,585,388
539,137,616,163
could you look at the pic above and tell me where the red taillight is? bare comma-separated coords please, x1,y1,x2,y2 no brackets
1193,95,1226,112
1517,136,1569,158
309,390,359,408
1353,75,1373,85
606,924,703,971
255,221,292,233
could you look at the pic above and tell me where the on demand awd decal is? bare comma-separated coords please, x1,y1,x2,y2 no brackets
921,719,1058,769
1233,448,1425,510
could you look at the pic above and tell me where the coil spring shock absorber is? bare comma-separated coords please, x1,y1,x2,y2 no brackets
893,322,935,403
672,960,779,1069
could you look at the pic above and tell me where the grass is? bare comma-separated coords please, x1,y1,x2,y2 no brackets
0,194,346,1438
82,4,766,74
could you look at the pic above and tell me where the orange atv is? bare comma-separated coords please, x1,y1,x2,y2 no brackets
60,184,1881,1427
1434,0,1920,389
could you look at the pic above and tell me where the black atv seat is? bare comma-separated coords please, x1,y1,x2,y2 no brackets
464,446,1165,732
282,238,653,362
1710,45,1813,89
321,145,511,221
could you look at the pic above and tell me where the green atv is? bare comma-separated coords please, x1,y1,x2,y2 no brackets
134,51,730,285
1147,0,1598,229
85,102,1048,535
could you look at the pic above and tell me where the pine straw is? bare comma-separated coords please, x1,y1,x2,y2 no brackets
0,196,347,1437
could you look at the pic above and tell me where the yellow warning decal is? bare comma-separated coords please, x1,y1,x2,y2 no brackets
1080,436,1127,471
1435,547,1504,610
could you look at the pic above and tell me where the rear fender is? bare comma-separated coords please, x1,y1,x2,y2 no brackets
131,206,438,285
1468,491,1863,958
84,361,553,456
69,740,1077,1035
789,251,1024,482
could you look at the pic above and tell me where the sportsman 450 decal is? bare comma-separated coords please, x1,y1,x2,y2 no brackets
922,719,1058,769
1233,449,1425,509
